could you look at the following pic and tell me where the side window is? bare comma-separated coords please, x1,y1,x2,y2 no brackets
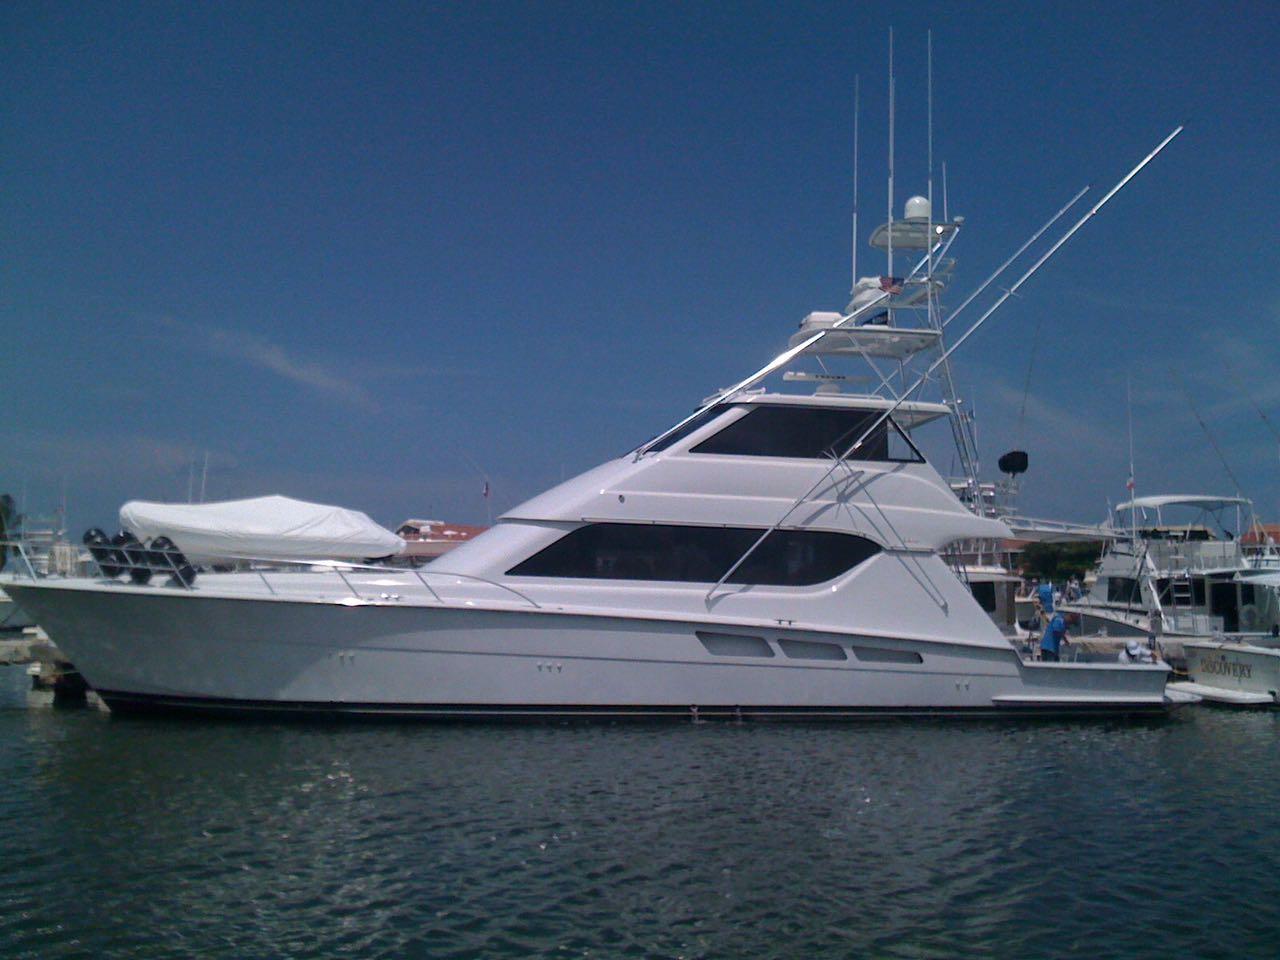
970,581,998,613
1106,577,1139,605
506,523,880,586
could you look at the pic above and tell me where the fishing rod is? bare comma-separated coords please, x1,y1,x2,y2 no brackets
1177,371,1247,501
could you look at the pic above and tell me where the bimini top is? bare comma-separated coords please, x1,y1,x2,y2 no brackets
120,495,405,561
1115,495,1252,514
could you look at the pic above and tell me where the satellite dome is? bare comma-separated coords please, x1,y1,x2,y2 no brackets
904,196,931,221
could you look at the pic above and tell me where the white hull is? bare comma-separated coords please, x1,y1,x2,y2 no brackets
1183,641,1280,705
4,578,1170,718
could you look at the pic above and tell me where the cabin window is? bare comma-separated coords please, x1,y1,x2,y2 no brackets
1106,577,1140,605
507,522,881,586
969,581,998,613
689,404,924,463
1194,578,1207,607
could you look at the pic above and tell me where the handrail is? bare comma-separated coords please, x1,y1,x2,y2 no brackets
301,559,541,609
0,540,541,609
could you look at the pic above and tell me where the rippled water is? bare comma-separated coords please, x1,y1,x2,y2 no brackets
2,666,1279,959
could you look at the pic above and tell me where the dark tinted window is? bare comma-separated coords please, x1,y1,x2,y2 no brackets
1106,577,1139,605
507,523,880,586
690,405,923,462
970,581,997,613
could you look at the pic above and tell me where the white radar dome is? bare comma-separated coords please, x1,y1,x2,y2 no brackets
904,195,931,221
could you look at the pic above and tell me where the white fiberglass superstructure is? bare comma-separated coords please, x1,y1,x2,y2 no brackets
1,171,1182,717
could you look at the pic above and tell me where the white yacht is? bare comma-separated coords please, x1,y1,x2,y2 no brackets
1176,568,1280,706
0,194,1172,718
1057,495,1280,658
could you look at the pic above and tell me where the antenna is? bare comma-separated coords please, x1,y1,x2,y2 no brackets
1126,375,1136,496
850,75,860,294
1126,375,1137,544
927,30,934,298
886,27,895,280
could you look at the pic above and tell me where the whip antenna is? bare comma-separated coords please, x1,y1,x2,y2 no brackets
850,75,860,294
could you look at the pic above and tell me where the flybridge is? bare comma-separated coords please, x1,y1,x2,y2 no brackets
638,128,1182,482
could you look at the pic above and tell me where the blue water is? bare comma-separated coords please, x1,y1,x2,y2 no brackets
1,664,1278,959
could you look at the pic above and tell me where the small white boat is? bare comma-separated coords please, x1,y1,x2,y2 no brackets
1177,641,1280,706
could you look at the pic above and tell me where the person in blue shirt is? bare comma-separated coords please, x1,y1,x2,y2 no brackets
1040,612,1068,662
1037,581,1055,615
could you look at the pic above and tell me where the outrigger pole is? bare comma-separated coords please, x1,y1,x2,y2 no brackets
843,126,1184,459
703,128,1185,596
638,127,1182,460
941,186,1089,331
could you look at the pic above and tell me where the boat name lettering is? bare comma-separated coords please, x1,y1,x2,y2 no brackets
1198,654,1252,680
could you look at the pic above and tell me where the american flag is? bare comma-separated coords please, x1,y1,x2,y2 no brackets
1126,475,1135,492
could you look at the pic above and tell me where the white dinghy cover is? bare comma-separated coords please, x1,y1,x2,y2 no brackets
120,496,405,561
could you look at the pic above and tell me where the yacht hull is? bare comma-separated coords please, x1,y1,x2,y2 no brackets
4,580,1170,719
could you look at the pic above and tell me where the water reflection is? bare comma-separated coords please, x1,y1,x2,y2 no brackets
3,666,1280,958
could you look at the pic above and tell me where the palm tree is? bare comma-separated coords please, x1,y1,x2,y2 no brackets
0,494,19,572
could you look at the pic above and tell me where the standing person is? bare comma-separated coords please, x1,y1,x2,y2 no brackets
1037,579,1055,628
1040,612,1069,662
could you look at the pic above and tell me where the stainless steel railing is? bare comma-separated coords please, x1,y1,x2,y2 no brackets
0,539,541,609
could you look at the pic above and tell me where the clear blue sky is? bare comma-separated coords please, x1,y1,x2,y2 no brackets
3,1,1277,533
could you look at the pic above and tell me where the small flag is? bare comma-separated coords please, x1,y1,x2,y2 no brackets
1126,476,1135,492
482,481,490,499
879,276,903,294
